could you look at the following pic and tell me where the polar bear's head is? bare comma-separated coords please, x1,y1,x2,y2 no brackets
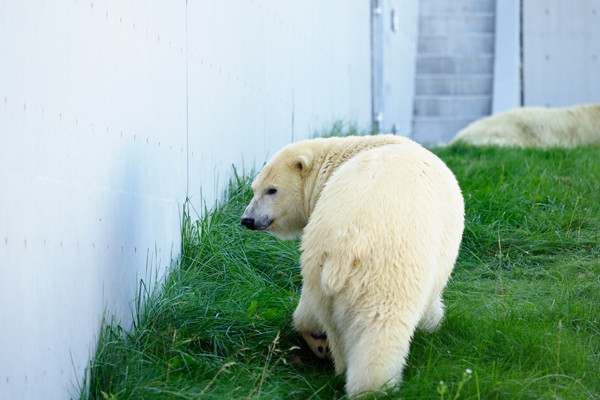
241,144,314,240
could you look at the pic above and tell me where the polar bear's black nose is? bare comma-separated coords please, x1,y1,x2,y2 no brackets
241,217,256,230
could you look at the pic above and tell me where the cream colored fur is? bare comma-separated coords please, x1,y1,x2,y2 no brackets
242,135,465,396
451,104,600,148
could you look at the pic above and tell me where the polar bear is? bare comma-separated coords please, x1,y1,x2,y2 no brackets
451,104,600,148
241,135,464,396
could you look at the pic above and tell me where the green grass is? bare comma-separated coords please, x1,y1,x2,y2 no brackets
313,120,376,138
85,143,600,399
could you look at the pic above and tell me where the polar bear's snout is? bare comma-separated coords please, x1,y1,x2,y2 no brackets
241,216,272,230
241,217,257,229
241,202,273,231
241,215,272,231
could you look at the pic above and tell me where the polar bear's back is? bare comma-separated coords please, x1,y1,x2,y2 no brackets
300,142,464,304
452,105,600,147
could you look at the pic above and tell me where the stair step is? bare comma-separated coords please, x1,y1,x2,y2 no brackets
419,0,496,15
415,75,493,95
412,116,483,144
414,95,491,117
418,34,494,54
419,15,495,34
416,55,494,74
412,0,496,144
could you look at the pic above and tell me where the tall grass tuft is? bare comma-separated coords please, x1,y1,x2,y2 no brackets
85,142,600,399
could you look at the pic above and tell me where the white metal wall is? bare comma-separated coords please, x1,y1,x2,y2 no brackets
0,2,371,399
523,0,600,106
186,1,371,204
0,2,188,399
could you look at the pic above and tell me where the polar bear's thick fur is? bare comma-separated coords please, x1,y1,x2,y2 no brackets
451,104,600,148
241,135,464,396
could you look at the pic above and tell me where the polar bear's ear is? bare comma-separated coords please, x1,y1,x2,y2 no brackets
293,150,313,172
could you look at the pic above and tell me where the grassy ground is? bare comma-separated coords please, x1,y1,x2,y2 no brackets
85,142,600,399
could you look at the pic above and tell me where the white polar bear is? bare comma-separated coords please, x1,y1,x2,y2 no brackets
241,135,464,396
451,104,600,148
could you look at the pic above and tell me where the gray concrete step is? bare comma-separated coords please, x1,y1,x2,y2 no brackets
419,0,496,15
415,74,493,95
412,0,496,144
418,34,494,55
414,95,491,117
411,116,481,145
416,55,494,74
419,15,495,34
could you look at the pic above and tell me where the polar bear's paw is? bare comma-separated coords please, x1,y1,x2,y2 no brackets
301,331,332,360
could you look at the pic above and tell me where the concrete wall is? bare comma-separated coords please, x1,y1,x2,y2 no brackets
0,2,371,399
523,0,600,106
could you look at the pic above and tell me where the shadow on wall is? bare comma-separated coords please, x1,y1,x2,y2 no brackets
103,143,177,329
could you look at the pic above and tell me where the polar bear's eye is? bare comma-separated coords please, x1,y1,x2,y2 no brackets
266,187,278,196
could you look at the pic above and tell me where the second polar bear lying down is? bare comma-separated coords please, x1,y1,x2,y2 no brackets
241,135,465,396
451,104,600,148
